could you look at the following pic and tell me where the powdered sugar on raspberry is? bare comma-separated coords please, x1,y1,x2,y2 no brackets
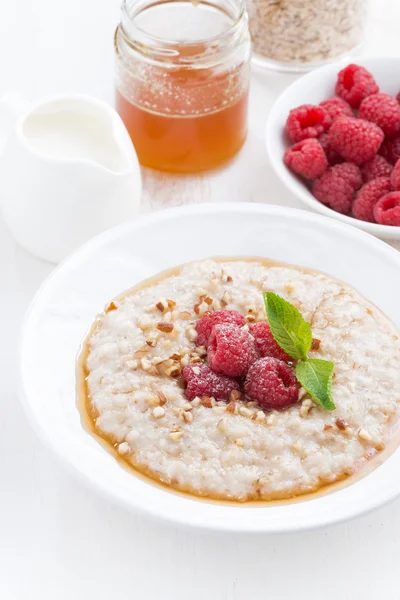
244,357,300,411
250,321,291,362
195,310,246,347
208,323,258,377
182,363,240,401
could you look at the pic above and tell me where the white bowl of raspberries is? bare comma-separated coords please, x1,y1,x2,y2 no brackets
266,58,400,240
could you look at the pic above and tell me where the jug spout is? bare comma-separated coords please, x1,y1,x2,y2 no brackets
0,92,31,155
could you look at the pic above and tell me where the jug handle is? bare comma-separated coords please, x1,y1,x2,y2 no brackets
0,92,31,155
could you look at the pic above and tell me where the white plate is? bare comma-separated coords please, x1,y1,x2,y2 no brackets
20,203,400,533
266,56,400,241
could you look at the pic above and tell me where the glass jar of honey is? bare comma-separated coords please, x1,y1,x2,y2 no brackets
115,0,251,173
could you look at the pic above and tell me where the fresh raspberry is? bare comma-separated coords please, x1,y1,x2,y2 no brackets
374,192,400,226
284,139,328,179
312,162,362,214
335,64,379,108
208,323,258,377
352,177,391,222
329,117,384,165
390,159,400,190
182,363,240,401
244,358,300,411
318,132,343,166
397,92,400,104
250,321,291,362
285,104,330,143
360,155,392,183
195,310,246,347
319,97,353,122
379,135,400,165
359,93,400,136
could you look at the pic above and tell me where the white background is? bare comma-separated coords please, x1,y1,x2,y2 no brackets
1,1,400,598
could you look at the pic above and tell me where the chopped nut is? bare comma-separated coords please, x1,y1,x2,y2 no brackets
156,299,168,312
245,314,256,322
204,296,213,305
189,354,202,363
284,282,295,294
117,442,130,455
267,413,277,426
183,411,193,423
255,411,265,422
197,287,207,296
324,424,333,431
298,387,307,401
201,396,214,408
311,338,321,351
106,301,118,312
180,354,190,367
213,406,226,414
167,299,176,309
217,418,227,432
169,430,183,441
227,275,233,282
235,438,244,447
146,393,161,407
239,406,252,418
230,389,242,402
220,291,231,306
196,346,207,357
191,397,201,407
165,364,181,378
246,401,257,408
186,327,198,342
300,398,313,417
212,299,221,310
225,401,238,414
170,352,181,361
192,366,201,375
336,418,349,431
157,322,174,333
152,406,165,419
181,402,192,411
358,428,372,442
156,391,167,406
138,315,152,330
179,311,192,320
194,302,209,316
141,358,153,371
151,356,165,366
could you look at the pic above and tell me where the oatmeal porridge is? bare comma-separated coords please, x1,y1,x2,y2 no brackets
79,258,400,502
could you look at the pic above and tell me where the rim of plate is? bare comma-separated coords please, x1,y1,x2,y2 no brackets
265,56,400,241
19,202,400,534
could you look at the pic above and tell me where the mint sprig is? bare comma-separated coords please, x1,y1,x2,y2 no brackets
264,292,312,360
295,359,335,411
263,292,335,411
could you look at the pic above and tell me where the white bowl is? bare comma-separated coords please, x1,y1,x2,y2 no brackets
20,203,400,533
266,56,400,241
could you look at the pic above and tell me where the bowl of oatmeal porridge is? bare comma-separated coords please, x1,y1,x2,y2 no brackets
20,203,400,533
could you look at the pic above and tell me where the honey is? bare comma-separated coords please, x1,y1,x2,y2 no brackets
115,0,251,173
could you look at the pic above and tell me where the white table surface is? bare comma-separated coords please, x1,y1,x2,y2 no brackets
1,1,400,598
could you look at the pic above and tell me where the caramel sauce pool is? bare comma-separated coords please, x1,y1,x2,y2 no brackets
77,257,400,506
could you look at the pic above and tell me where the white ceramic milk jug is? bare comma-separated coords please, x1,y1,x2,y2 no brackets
0,93,142,263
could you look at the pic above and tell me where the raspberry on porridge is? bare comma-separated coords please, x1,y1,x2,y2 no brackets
80,258,400,502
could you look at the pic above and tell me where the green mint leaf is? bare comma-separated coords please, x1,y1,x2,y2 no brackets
263,292,312,360
295,359,336,411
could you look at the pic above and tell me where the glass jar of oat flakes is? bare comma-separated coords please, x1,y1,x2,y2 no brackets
246,0,369,72
115,0,251,173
